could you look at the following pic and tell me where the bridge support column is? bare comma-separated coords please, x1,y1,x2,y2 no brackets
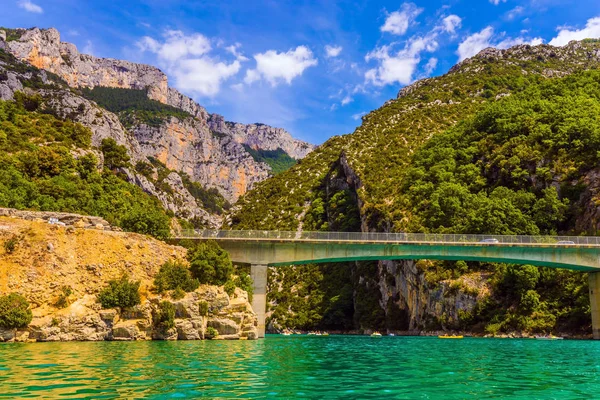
589,273,600,339
251,264,268,338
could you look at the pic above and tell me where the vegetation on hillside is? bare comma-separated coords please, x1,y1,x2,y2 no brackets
80,86,191,127
97,275,141,309
232,43,600,335
0,94,171,239
243,145,297,175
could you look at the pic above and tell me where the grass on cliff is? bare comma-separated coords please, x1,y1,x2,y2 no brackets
0,93,171,239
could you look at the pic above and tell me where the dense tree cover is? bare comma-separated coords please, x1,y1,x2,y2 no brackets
403,71,600,235
0,293,32,329
231,43,600,335
80,86,191,127
242,145,297,175
0,95,171,239
153,260,200,295
97,275,141,309
187,241,233,286
398,71,600,333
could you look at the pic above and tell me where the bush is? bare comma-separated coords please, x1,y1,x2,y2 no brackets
120,206,171,240
54,286,73,309
0,293,32,329
3,235,18,254
224,280,236,297
153,260,199,294
171,287,185,300
198,301,209,316
188,241,233,285
97,275,141,309
152,301,175,331
235,272,254,302
205,326,218,339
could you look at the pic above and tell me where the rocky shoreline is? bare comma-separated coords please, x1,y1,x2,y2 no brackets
0,209,258,342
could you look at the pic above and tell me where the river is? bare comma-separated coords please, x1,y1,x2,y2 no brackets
1,335,599,398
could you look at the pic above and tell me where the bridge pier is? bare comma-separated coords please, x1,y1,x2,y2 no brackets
589,273,600,340
250,264,268,338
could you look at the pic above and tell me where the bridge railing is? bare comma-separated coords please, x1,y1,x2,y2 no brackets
176,230,600,246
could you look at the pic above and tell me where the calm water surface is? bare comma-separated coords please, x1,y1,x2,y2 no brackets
1,335,599,399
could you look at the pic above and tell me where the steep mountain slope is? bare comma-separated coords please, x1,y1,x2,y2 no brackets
0,27,314,226
230,40,600,335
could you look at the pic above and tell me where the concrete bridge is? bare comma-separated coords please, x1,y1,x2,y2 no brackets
175,230,600,339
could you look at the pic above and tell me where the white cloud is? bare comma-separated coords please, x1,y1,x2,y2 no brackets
457,26,494,61
365,35,438,86
18,0,43,13
506,6,525,21
441,15,462,34
325,45,343,58
352,111,367,120
245,46,318,86
457,27,544,61
225,43,249,61
137,31,241,96
489,0,506,5
549,17,600,46
139,30,212,62
171,58,240,97
381,3,423,36
341,95,353,105
424,57,438,74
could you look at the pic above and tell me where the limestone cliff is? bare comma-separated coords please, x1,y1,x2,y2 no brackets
1,27,315,205
0,210,257,342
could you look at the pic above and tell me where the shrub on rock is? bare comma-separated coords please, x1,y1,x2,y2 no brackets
153,260,199,294
0,293,32,329
97,275,141,309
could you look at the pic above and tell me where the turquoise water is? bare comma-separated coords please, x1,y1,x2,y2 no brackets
1,335,600,398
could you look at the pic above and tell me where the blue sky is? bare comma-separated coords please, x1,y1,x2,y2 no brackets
2,0,600,144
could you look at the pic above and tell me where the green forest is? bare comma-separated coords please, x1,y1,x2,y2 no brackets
80,86,191,127
231,42,600,335
0,93,171,239
242,145,297,175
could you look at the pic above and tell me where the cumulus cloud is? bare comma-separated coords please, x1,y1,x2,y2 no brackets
341,95,353,105
17,0,43,13
457,27,542,61
244,46,318,86
489,0,506,5
381,3,423,36
365,35,438,86
549,17,600,46
325,45,343,58
137,30,241,96
441,15,462,34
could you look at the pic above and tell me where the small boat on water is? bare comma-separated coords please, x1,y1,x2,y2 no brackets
370,331,382,337
438,335,464,339
535,335,563,340
281,332,291,336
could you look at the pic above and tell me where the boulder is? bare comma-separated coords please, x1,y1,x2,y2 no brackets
207,318,239,335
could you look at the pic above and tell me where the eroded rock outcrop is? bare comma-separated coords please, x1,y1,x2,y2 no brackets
0,211,257,342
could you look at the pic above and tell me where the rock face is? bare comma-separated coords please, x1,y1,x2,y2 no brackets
6,28,169,103
208,114,314,160
0,211,257,342
131,117,271,202
0,26,315,215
